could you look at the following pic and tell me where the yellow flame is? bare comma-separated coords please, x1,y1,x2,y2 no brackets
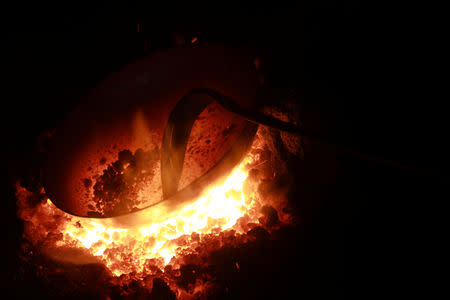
53,154,259,276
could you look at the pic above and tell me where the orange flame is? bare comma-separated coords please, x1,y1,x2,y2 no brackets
57,153,259,276
15,127,299,299
17,135,270,281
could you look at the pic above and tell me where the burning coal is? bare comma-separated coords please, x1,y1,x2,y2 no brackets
16,127,300,299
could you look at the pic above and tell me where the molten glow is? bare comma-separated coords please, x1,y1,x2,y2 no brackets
48,154,260,276
16,128,295,299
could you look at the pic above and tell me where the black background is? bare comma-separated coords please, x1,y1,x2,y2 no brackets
3,1,446,299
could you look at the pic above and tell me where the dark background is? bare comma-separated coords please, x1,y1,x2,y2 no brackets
3,1,446,299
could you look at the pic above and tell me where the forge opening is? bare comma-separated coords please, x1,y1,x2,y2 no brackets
16,125,301,299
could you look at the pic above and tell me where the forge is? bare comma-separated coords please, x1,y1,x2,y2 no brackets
7,2,423,299
14,44,305,299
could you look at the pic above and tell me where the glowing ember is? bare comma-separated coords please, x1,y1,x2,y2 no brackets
58,154,257,276
17,135,272,275
16,129,297,298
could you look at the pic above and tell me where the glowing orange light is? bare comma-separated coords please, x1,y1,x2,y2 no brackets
33,151,260,277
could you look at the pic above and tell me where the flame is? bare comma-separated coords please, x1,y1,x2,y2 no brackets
33,152,261,277
15,129,297,298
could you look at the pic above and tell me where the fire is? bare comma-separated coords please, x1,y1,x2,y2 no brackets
18,140,268,278
55,154,258,276
16,129,296,298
